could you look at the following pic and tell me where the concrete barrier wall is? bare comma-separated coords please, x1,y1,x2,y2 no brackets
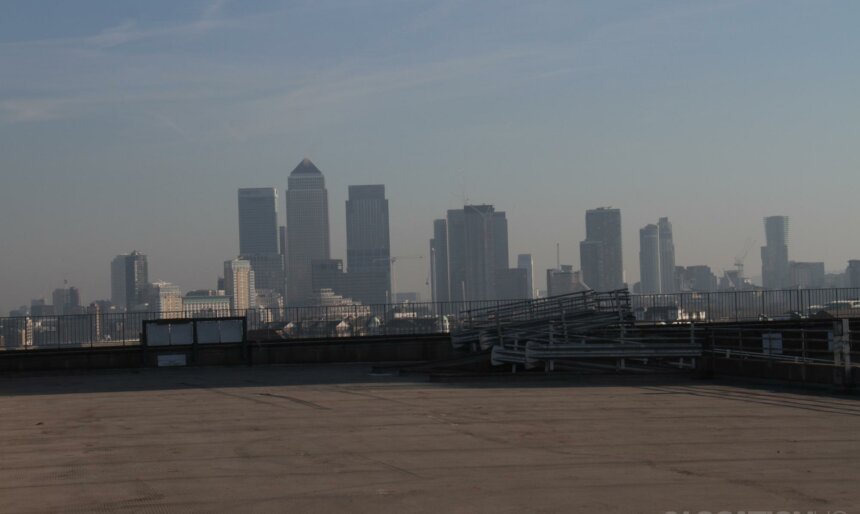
0,335,454,373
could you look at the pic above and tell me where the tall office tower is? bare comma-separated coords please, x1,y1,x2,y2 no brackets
657,217,676,293
517,254,534,299
446,209,466,302
238,188,283,295
492,212,509,270
463,205,498,301
238,188,279,254
224,258,256,313
761,216,789,289
286,158,330,306
110,251,149,310
579,208,623,291
639,224,661,294
279,225,287,294
52,286,81,315
430,219,450,303
146,281,183,317
345,185,391,304
846,260,860,288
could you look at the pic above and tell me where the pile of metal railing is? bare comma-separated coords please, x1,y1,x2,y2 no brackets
452,289,701,370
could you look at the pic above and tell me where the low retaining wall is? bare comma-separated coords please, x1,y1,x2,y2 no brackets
0,334,454,373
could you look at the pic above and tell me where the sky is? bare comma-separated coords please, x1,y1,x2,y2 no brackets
1,0,859,313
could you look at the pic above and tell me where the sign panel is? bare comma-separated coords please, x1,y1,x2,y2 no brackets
220,320,244,343
146,324,170,346
196,320,221,344
157,354,187,367
169,322,194,345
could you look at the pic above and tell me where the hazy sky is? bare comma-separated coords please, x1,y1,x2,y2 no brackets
1,0,859,313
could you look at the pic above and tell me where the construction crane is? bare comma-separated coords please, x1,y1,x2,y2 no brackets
374,255,424,303
734,238,756,279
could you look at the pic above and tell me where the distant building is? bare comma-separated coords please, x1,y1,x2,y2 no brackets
183,290,231,318
308,289,369,319
847,260,860,288
446,209,466,302
580,208,623,291
788,262,825,289
677,265,717,293
224,259,256,313
638,224,661,294
761,216,789,289
658,217,676,293
146,281,183,317
345,185,391,304
824,272,847,289
430,219,450,303
463,205,498,301
438,205,513,301
110,251,149,310
238,187,283,296
238,187,279,254
52,286,81,315
495,268,529,300
395,292,421,303
30,299,54,317
517,254,534,299
286,159,330,306
546,266,588,297
311,259,349,300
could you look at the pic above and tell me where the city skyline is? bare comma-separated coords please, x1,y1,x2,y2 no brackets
6,172,860,313
2,1,860,312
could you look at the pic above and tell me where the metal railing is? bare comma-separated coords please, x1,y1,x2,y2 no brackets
3,288,860,351
631,287,860,323
0,299,516,351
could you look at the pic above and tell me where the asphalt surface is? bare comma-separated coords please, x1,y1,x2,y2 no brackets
1,365,858,513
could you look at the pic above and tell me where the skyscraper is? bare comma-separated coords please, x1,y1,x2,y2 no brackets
52,286,81,315
579,208,623,291
639,224,661,294
238,188,284,296
492,212,509,271
658,217,676,293
446,209,466,302
238,188,279,255
761,216,789,289
345,185,391,304
224,258,256,313
439,205,511,301
430,219,450,303
517,254,534,299
464,205,497,301
110,251,149,310
286,158,330,306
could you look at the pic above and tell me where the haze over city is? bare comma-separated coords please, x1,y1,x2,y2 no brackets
2,0,859,313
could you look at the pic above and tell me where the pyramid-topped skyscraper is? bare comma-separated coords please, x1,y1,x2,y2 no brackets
286,158,330,306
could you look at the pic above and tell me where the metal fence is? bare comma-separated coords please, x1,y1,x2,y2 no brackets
0,299,516,351
3,288,860,351
631,287,860,323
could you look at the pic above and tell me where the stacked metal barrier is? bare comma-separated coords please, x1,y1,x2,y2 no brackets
453,289,702,369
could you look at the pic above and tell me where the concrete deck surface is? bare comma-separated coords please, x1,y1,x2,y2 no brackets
1,365,858,513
